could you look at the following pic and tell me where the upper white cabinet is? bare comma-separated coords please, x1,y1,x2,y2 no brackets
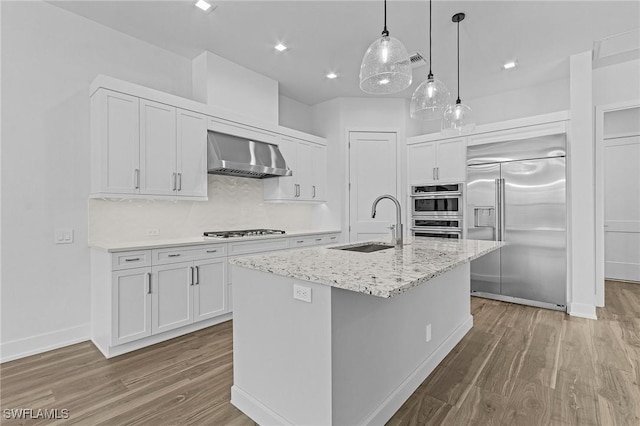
264,135,327,202
91,89,207,200
407,137,466,184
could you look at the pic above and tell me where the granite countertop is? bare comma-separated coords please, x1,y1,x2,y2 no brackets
229,238,504,298
90,229,341,252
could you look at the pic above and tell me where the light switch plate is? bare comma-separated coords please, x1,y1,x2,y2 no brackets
55,228,74,244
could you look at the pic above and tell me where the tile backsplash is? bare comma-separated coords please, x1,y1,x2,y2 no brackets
89,175,314,245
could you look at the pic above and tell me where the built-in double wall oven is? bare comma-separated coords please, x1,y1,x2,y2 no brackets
411,183,464,239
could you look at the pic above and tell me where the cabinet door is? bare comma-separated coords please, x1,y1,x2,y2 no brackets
297,141,313,199
112,267,151,345
140,99,177,195
407,142,437,184
193,258,227,322
99,90,140,194
151,261,193,334
436,138,467,182
176,109,207,198
272,135,298,199
310,143,327,201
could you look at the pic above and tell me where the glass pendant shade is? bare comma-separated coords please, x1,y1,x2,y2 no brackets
410,76,451,120
441,101,475,136
359,35,412,94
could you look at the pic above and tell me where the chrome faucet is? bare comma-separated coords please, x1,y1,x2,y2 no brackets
371,194,403,248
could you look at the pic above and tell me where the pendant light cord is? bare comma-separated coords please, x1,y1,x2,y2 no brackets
428,0,433,79
382,0,389,36
456,19,461,104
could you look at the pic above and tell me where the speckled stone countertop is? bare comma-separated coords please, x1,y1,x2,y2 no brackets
229,238,504,298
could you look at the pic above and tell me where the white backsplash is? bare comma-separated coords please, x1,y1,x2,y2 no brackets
89,175,314,245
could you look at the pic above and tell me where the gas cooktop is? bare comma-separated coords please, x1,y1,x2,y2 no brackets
203,229,286,239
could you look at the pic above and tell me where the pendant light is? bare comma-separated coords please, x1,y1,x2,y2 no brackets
442,13,475,135
410,0,450,120
359,0,412,94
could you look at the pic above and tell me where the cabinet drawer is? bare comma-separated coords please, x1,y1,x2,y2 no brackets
153,244,227,265
320,233,341,245
289,237,318,248
228,238,290,255
112,250,152,270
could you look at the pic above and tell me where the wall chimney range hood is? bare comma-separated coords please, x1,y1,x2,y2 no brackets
207,131,292,179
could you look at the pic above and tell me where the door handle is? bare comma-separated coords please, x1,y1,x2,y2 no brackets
195,265,199,285
134,169,140,189
433,168,436,180
495,179,501,241
189,266,194,285
178,173,182,191
312,185,316,198
172,172,177,191
146,272,151,294
436,167,440,180
500,178,506,241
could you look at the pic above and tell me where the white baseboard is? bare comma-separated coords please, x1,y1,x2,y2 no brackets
568,302,597,319
230,316,474,426
231,385,294,426
361,315,474,426
0,324,90,363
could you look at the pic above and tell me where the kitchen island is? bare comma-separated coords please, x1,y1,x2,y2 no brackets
229,238,503,426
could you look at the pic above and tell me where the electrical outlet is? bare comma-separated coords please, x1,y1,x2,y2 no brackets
293,284,312,303
146,228,160,236
54,228,74,244
426,324,432,342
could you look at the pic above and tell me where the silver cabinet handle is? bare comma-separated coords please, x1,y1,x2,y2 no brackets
296,240,304,244
168,253,181,258
146,272,151,294
178,173,182,191
312,185,316,198
438,167,440,180
134,169,140,189
195,265,199,285
189,266,194,285
172,173,177,191
125,257,140,262
206,249,217,253
315,238,322,242
432,168,436,180
295,184,300,197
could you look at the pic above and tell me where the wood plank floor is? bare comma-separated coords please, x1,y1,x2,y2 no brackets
1,280,638,425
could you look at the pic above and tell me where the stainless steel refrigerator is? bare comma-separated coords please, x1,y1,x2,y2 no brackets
466,134,567,311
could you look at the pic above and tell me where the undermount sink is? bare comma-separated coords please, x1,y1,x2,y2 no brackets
331,243,394,253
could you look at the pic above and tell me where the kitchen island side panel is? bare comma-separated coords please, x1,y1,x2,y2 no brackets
231,266,333,426
330,263,472,426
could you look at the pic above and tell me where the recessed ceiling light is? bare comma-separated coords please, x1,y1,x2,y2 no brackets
503,61,517,70
195,0,212,12
326,73,338,79
274,43,287,52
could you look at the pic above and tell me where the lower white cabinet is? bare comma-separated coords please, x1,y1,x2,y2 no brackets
112,267,152,346
193,258,227,321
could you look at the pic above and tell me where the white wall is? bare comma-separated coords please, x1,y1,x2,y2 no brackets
192,51,279,124
278,95,313,134
89,175,314,245
416,77,570,135
0,1,194,361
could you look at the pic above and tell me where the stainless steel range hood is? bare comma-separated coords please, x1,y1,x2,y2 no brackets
207,131,292,179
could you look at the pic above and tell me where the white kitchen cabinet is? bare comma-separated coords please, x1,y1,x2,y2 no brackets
407,138,466,184
91,88,207,200
140,99,177,196
111,267,152,346
264,135,327,202
152,261,194,334
193,258,227,322
91,89,140,195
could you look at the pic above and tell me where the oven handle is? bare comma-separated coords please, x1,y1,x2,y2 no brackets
410,192,462,197
411,228,463,235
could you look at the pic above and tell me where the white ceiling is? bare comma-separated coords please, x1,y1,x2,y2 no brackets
52,1,640,106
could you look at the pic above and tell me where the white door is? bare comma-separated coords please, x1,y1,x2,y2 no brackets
349,132,398,242
101,90,140,194
193,259,227,322
152,261,193,334
407,142,436,184
437,138,467,183
278,136,298,199
139,99,176,196
604,135,640,281
297,141,313,199
111,267,151,345
176,109,207,198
